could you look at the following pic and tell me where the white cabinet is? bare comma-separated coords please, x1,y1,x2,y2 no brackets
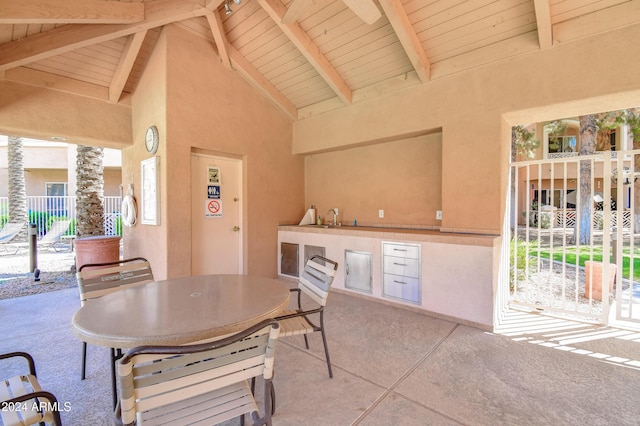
382,241,421,304
344,250,372,294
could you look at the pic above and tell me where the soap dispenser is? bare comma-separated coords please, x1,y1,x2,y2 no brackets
317,215,322,225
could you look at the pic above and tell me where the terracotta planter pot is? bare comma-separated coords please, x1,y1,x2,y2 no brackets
584,261,616,301
75,236,121,270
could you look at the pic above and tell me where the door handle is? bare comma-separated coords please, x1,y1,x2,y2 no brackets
232,226,240,232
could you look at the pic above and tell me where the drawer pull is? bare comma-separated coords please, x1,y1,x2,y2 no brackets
393,262,407,266
393,248,407,252
394,280,407,285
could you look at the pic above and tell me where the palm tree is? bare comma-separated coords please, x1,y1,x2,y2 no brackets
75,145,105,237
7,136,28,241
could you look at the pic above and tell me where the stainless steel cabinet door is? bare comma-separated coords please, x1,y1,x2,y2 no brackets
281,242,299,277
345,250,372,293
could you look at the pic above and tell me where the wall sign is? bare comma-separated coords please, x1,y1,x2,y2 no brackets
208,185,220,199
141,156,159,225
205,199,222,218
208,167,220,184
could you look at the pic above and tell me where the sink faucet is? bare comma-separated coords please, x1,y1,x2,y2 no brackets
327,208,338,226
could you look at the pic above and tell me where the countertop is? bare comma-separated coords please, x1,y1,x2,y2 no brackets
278,224,500,247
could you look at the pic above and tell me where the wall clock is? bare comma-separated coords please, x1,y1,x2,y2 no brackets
145,125,159,155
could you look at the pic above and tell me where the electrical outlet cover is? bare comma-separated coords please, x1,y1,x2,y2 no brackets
378,209,384,218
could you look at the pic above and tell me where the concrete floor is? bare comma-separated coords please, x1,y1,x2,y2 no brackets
1,285,640,425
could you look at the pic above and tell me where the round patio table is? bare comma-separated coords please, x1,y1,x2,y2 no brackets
72,274,290,349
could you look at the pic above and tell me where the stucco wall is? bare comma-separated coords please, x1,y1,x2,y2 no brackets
305,132,442,227
122,25,169,278
293,24,640,235
163,25,301,278
122,25,301,279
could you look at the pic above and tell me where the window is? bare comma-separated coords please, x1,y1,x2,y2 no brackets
46,182,67,196
548,136,576,154
609,131,617,151
534,189,564,208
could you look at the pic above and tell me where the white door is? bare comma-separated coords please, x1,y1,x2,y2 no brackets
191,153,242,275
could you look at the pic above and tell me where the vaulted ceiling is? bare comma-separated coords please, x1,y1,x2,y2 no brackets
2,0,639,121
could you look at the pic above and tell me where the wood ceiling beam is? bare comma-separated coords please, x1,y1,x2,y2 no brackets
0,0,144,24
257,0,352,105
533,0,552,49
205,10,231,69
228,45,298,120
0,0,221,72
378,0,430,83
4,67,110,101
109,31,147,104
281,0,313,25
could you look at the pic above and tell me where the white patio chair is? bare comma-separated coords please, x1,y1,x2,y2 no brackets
37,219,72,252
275,255,339,378
77,257,154,408
0,222,25,254
0,351,62,426
115,319,280,426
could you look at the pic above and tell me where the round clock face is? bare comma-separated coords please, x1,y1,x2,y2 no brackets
145,126,159,154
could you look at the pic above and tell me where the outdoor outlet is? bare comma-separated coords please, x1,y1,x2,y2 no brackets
436,210,442,220
379,209,384,218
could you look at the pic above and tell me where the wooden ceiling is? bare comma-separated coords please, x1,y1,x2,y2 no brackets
1,0,639,121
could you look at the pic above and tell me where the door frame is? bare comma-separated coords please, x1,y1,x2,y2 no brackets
190,149,244,274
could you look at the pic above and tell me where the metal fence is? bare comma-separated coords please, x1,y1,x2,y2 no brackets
0,196,122,237
509,150,640,326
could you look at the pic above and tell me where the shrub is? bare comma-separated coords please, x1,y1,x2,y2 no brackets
510,237,538,290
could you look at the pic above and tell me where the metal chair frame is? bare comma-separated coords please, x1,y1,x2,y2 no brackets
276,255,338,378
0,351,62,426
114,319,280,426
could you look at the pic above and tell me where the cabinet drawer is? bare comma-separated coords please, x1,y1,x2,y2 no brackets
383,273,420,304
383,243,420,259
383,256,419,278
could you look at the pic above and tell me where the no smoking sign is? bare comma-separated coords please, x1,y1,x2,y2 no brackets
205,199,222,218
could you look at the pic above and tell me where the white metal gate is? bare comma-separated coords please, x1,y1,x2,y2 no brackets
509,150,640,326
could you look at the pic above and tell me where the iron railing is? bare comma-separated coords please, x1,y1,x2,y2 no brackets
0,196,122,237
509,150,640,326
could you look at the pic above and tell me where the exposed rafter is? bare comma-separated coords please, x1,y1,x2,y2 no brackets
281,0,314,24
533,0,552,49
378,0,430,83
205,10,232,69
1,0,638,123
4,67,109,100
257,0,352,105
0,0,144,24
0,0,215,72
110,31,148,104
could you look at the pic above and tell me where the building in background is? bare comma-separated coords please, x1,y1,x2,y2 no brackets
0,136,122,197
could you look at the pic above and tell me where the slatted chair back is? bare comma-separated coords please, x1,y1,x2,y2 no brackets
77,257,154,305
297,255,339,307
116,319,280,426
